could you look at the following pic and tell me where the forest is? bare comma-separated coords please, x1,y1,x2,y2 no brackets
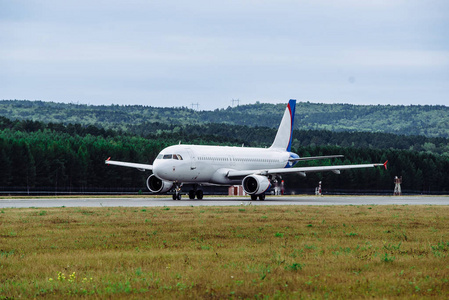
1,100,449,138
1,116,448,195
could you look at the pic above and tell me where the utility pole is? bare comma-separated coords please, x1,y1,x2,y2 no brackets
231,99,240,107
191,103,199,110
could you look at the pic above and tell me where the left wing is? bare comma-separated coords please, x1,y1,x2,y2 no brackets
105,157,153,171
227,161,388,178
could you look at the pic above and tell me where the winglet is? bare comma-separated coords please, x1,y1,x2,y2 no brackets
383,160,388,170
106,157,111,161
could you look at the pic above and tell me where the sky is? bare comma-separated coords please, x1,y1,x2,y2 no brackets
1,0,448,110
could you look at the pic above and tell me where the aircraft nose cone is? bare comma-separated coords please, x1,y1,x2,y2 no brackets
153,161,164,178
153,160,174,180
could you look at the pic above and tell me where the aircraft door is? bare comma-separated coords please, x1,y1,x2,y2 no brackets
186,148,200,180
186,148,196,170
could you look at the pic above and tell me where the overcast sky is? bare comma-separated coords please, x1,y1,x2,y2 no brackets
1,0,448,110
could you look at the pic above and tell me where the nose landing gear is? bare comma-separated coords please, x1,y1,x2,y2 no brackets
172,191,182,200
172,183,183,200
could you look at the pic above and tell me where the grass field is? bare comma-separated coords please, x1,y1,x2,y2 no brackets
1,204,449,299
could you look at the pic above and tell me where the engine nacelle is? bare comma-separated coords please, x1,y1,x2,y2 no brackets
146,174,173,193
242,175,271,195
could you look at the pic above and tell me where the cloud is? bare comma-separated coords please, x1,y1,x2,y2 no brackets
344,50,449,68
1,0,448,108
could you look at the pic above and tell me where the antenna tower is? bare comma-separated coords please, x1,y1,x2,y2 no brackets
231,99,240,107
191,103,199,110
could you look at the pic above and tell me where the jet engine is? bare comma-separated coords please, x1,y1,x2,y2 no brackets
242,175,271,195
146,174,173,193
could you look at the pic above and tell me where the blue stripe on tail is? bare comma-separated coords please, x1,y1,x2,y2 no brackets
286,99,296,152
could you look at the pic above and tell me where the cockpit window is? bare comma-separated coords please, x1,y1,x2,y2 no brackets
160,154,183,160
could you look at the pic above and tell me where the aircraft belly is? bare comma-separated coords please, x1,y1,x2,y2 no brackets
180,165,239,185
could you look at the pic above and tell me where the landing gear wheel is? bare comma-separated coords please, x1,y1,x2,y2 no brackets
258,194,266,201
188,190,195,199
177,192,182,200
250,194,258,201
172,194,177,200
196,190,204,200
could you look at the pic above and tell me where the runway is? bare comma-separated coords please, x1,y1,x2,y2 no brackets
0,195,447,208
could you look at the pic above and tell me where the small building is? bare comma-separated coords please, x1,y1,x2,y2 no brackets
228,185,245,196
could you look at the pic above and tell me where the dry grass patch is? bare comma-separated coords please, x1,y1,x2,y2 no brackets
1,205,449,298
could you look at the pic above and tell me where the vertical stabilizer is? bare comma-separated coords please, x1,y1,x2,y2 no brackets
270,99,296,151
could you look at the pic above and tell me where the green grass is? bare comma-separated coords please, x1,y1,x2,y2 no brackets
1,205,449,298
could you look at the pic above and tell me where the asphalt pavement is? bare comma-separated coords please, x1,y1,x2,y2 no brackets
0,195,447,208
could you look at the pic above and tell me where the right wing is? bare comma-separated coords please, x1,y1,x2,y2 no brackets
105,157,153,171
227,161,388,178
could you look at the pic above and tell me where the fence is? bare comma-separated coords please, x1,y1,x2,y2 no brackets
1,186,447,196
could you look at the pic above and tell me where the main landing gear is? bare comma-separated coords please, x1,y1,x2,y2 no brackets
250,194,266,201
188,189,203,200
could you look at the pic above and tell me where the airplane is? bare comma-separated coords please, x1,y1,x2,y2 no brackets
105,99,387,200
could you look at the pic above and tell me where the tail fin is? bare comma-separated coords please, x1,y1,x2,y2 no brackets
270,99,296,151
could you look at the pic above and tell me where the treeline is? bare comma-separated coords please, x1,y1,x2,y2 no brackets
288,146,449,194
2,100,449,138
1,118,448,193
0,128,163,191
0,118,243,192
3,116,449,156
129,122,449,156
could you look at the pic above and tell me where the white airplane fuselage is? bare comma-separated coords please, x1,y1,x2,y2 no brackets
153,144,297,185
